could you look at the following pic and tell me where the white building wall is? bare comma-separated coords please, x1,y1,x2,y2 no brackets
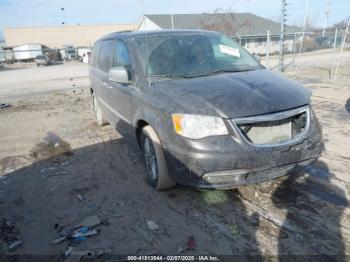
138,17,162,31
244,39,295,55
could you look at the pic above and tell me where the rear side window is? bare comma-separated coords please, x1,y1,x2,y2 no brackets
97,40,114,72
90,41,101,66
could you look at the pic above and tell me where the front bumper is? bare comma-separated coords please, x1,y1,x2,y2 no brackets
198,159,314,189
162,108,324,189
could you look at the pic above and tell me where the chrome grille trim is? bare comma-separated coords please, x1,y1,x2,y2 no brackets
231,105,310,147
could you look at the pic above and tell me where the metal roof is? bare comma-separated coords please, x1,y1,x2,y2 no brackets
144,13,301,36
100,29,219,40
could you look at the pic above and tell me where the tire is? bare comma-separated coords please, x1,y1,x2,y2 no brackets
91,92,108,126
141,126,176,190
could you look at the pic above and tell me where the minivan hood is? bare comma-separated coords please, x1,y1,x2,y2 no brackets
152,69,311,118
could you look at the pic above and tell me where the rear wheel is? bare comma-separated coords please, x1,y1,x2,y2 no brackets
91,92,108,126
142,126,176,190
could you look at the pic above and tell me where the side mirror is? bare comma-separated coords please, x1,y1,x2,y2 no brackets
253,54,261,62
108,66,129,84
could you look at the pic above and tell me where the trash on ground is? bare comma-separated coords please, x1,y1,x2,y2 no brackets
186,236,196,251
51,236,66,245
71,227,99,239
7,239,23,251
64,246,73,257
0,218,23,252
51,213,110,249
131,225,154,243
177,236,197,254
48,171,68,177
0,103,10,109
76,194,122,218
146,220,159,231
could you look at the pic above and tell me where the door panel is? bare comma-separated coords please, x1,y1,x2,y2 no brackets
95,39,117,123
107,40,136,141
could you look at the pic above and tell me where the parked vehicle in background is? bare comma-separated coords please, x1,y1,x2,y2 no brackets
63,45,77,61
77,47,92,63
35,54,50,66
0,47,5,63
89,30,324,191
3,49,15,64
13,44,43,62
315,36,343,48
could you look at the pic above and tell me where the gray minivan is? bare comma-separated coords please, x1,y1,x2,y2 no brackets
89,30,324,190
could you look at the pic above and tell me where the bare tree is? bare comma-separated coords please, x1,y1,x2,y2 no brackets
333,16,350,28
199,8,252,36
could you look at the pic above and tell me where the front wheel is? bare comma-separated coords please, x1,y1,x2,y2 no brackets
142,126,176,190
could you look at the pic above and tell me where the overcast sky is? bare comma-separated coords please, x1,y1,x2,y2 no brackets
0,0,349,40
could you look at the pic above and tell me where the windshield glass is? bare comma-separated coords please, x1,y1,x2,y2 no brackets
132,32,261,78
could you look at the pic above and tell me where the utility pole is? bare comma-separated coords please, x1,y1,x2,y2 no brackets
322,2,330,36
279,0,287,72
333,18,350,80
266,30,270,69
330,28,338,79
171,13,174,29
299,0,310,57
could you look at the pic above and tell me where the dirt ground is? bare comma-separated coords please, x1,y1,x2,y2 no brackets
0,50,349,259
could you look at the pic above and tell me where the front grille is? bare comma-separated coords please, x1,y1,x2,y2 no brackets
232,106,309,146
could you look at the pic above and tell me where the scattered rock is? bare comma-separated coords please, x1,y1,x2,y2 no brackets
146,220,159,231
51,236,66,245
228,224,240,236
296,233,304,242
177,246,185,254
248,212,260,226
76,215,101,228
64,246,73,257
345,98,350,113
0,218,23,251
131,225,154,243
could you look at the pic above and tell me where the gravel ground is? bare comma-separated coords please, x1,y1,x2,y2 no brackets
0,51,349,259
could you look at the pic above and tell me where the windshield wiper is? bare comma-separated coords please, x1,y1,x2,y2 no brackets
180,68,257,78
148,74,188,80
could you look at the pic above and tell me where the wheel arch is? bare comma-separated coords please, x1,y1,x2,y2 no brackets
135,119,149,149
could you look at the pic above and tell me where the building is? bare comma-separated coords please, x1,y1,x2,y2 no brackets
3,23,137,48
138,13,302,55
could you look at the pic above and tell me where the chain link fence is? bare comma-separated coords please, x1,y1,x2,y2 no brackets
232,26,349,79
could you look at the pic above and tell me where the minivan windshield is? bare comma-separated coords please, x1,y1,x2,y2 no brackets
132,32,261,79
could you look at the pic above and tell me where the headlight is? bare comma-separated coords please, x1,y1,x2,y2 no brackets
172,114,228,139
